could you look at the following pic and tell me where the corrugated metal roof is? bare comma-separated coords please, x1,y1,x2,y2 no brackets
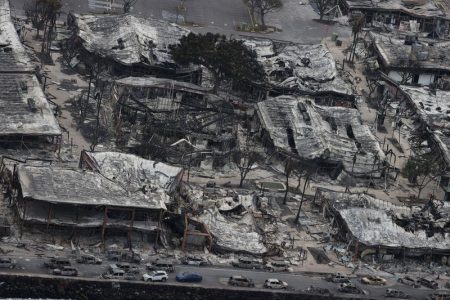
71,13,190,66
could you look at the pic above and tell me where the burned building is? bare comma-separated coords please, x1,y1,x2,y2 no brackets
79,150,184,195
0,0,61,161
255,95,386,179
340,0,450,38
64,13,199,81
105,76,237,168
372,32,450,85
243,38,355,104
382,83,450,199
318,189,450,258
8,152,183,243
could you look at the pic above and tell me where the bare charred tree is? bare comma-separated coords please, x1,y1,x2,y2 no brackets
242,0,259,28
257,0,283,28
234,131,261,188
123,0,137,13
23,0,46,38
294,173,311,224
30,0,62,54
397,56,419,85
312,0,334,20
349,15,365,62
283,158,295,205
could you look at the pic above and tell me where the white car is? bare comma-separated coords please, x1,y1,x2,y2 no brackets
142,270,169,282
264,278,288,289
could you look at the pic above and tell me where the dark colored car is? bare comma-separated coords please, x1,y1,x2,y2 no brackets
228,275,255,287
76,254,102,265
52,266,78,277
418,278,439,289
304,285,331,296
427,292,450,300
175,271,203,283
398,276,420,288
44,258,71,269
0,257,16,269
325,273,351,283
385,288,410,299
181,256,209,266
338,283,363,294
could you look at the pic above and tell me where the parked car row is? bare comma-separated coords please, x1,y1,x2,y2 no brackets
398,276,440,289
230,257,290,272
227,275,289,290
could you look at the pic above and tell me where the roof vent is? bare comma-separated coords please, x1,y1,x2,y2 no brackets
20,81,28,93
27,98,37,112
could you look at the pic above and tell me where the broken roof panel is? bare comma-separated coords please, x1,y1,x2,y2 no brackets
397,85,450,165
115,77,212,95
399,85,450,129
18,165,167,210
196,208,267,255
70,13,190,66
261,43,353,96
341,208,449,249
83,151,183,193
373,33,450,72
256,96,385,176
0,0,32,73
345,0,448,18
320,190,449,251
0,73,61,136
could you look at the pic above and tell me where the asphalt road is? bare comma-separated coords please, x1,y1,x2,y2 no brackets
4,254,447,299
10,0,350,43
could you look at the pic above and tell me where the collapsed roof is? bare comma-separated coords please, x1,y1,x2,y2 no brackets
256,96,385,177
373,33,450,72
396,85,450,165
244,38,353,96
69,13,190,67
344,0,449,19
115,77,212,95
18,165,168,210
0,0,32,73
195,208,268,255
0,74,61,137
0,0,60,138
81,151,183,193
320,190,450,252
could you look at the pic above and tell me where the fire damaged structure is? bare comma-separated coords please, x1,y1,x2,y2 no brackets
318,189,450,258
255,95,386,179
243,38,354,101
370,32,450,85
104,76,237,168
0,0,61,160
340,0,450,38
64,13,199,80
381,82,450,199
7,151,183,244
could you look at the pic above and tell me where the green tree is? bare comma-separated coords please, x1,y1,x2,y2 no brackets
403,153,444,199
169,33,265,93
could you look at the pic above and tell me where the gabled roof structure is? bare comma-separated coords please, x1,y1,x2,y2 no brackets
69,13,190,67
256,96,385,177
